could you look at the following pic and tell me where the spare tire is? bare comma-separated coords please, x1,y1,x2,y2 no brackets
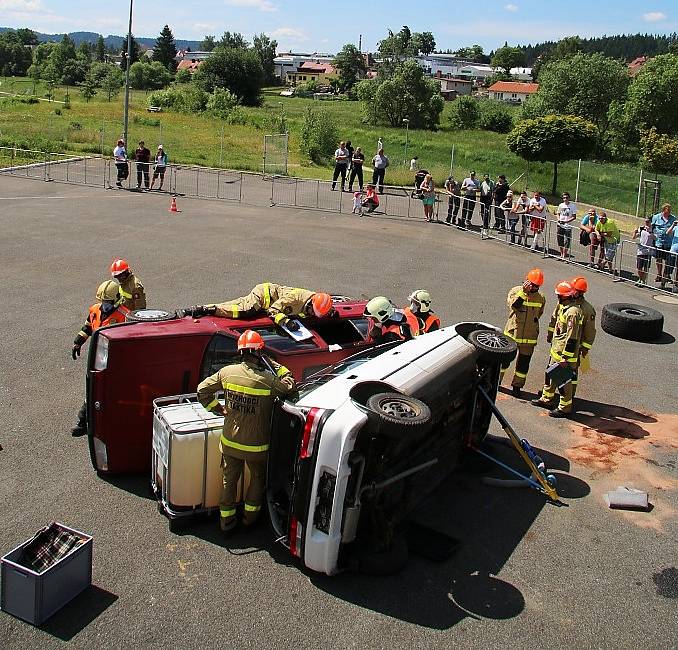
601,303,664,342
468,329,517,363
126,308,178,323
366,392,431,438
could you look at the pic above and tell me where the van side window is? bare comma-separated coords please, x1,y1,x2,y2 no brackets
200,333,239,380
237,327,319,353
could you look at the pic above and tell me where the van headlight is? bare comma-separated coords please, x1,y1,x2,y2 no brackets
93,335,109,370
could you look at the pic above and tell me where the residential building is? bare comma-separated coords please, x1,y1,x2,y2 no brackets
177,59,202,74
175,50,212,62
435,72,474,100
274,52,335,82
286,61,337,86
487,81,539,103
628,56,648,76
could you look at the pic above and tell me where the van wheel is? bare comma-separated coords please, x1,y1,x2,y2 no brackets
601,303,664,341
126,309,177,323
469,329,517,363
366,392,431,438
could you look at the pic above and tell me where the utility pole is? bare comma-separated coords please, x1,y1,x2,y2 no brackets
358,34,362,52
122,0,134,146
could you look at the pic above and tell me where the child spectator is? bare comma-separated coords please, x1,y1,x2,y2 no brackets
352,191,362,215
632,218,655,286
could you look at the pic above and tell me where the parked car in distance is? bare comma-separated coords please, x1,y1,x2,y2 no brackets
266,322,517,575
85,299,372,475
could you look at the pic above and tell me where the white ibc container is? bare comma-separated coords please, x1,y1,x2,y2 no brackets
152,396,224,510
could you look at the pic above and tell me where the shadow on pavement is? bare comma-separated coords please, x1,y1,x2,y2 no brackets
646,331,675,345
39,585,118,641
100,474,156,501
569,398,657,439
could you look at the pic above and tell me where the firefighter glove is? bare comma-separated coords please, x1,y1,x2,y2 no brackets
72,344,82,360
284,318,300,331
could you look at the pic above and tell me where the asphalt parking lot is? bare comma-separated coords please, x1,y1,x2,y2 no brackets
0,174,676,648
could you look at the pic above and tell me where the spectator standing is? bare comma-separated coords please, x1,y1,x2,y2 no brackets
134,140,151,190
460,171,479,228
595,211,620,273
493,175,510,232
555,192,577,261
348,147,365,191
579,208,600,267
371,148,389,194
510,190,529,245
650,203,677,288
409,156,419,171
420,173,436,222
662,219,678,291
149,145,168,191
345,140,354,173
113,138,128,188
632,218,656,286
480,174,495,237
331,141,349,191
362,184,379,213
528,190,547,252
444,174,461,225
500,190,515,240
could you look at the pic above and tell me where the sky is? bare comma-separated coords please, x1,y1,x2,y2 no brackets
1,0,677,53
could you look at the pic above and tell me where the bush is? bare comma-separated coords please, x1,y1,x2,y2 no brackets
175,68,191,84
478,100,513,133
132,115,161,127
224,106,249,125
147,84,208,113
69,121,83,130
206,87,239,118
54,108,62,116
300,106,338,165
448,96,480,129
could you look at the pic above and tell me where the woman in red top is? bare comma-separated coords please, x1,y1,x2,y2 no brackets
361,184,380,213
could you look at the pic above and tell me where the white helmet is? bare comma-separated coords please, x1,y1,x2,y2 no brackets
363,296,395,323
408,289,432,313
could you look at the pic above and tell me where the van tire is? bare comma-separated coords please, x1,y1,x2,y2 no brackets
468,329,517,363
601,303,664,341
366,393,431,437
126,309,178,323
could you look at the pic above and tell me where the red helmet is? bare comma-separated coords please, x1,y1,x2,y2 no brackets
110,259,129,276
526,268,544,286
311,292,333,317
555,281,575,298
237,329,265,351
571,276,588,293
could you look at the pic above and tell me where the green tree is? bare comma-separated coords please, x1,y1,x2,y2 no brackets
120,36,141,69
622,54,678,138
174,68,192,83
129,61,173,90
507,115,598,195
478,100,514,133
42,61,60,101
300,106,338,164
81,76,97,102
453,44,488,62
448,96,480,129
200,35,216,51
527,53,628,136
491,45,526,76
252,33,278,85
218,32,249,49
356,60,444,130
101,66,124,101
412,31,436,55
16,28,39,46
532,36,582,80
87,61,116,86
206,87,239,118
193,46,264,106
0,29,33,76
640,127,678,175
153,25,178,72
95,35,106,62
333,43,367,91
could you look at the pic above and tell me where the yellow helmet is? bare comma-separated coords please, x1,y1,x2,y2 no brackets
408,289,432,313
363,296,395,323
96,280,120,303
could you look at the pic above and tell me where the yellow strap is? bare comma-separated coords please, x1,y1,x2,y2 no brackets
221,435,269,453
262,283,271,309
244,503,261,512
225,383,271,396
205,398,219,411
503,330,515,340
273,312,286,324
276,365,290,377
119,288,132,298
220,507,236,518
517,290,528,300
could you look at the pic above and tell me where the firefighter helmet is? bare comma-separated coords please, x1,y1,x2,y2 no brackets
363,296,395,323
96,280,120,303
571,276,588,293
237,329,265,351
554,281,575,298
110,259,130,276
311,292,333,317
408,289,432,313
526,268,544,286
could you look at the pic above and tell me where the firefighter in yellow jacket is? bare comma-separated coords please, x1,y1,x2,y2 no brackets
110,258,146,311
501,268,546,397
532,281,583,417
197,330,297,534
187,283,333,330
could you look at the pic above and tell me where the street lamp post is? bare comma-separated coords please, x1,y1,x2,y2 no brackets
403,118,410,165
122,0,134,146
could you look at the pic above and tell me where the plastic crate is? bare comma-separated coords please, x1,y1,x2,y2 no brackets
1,523,93,625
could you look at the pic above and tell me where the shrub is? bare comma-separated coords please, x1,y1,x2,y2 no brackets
225,106,249,125
206,87,239,118
478,100,513,133
299,106,338,165
448,96,480,130
147,85,208,113
132,115,161,127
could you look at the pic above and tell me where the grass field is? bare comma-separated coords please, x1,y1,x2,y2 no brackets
1,75,677,218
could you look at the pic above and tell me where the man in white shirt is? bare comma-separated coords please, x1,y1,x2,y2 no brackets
555,191,577,260
528,190,547,251
460,171,479,228
331,141,349,191
113,138,128,188
409,156,418,171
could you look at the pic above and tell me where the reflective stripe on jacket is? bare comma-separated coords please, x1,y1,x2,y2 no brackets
76,303,130,344
504,285,545,345
403,307,440,335
549,302,583,364
117,273,146,311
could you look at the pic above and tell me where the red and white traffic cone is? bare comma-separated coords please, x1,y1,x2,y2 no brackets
168,197,180,213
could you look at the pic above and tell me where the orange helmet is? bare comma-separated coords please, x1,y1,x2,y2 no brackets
110,259,130,276
237,330,265,351
311,292,333,317
571,276,588,293
526,268,544,286
554,281,575,298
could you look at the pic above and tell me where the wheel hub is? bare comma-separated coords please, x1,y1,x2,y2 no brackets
475,330,511,349
380,399,417,420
